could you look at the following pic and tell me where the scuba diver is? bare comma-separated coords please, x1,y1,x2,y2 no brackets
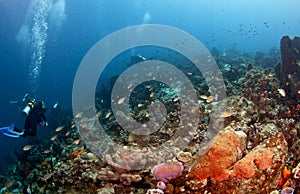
0,96,48,138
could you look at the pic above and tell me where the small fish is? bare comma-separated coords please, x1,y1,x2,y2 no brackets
5,179,15,188
23,145,33,151
43,149,51,154
43,173,52,180
298,90,300,95
146,72,153,76
96,112,101,119
105,112,111,119
65,131,71,136
73,139,80,145
199,95,208,100
75,112,83,119
150,92,155,98
117,97,126,104
187,72,193,75
137,103,143,107
51,135,57,141
221,111,234,118
71,123,76,129
145,85,151,89
127,83,133,90
173,97,179,102
55,126,64,132
268,72,275,77
206,96,215,103
278,89,286,97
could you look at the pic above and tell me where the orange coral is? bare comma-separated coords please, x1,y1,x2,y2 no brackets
189,130,245,181
232,148,274,178
232,159,256,178
70,149,85,160
278,166,291,189
253,149,273,169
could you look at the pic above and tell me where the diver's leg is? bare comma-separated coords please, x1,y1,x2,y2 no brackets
24,117,37,136
26,124,37,136
22,117,31,137
12,126,24,133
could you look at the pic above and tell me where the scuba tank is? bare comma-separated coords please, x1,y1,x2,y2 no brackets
22,98,36,115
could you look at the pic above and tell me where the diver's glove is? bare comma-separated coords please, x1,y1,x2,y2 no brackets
39,121,48,128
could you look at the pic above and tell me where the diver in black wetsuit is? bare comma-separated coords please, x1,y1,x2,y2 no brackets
13,100,48,137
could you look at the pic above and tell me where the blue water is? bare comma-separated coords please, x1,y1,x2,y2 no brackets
0,0,299,166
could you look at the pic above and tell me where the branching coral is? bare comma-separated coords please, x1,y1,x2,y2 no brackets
105,149,147,173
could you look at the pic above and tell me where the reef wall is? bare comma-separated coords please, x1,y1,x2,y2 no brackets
278,36,300,100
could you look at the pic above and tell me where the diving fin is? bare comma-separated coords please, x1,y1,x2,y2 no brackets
0,124,24,138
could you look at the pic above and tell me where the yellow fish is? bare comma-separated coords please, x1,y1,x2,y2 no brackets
75,112,83,119
55,126,64,132
221,111,234,118
117,97,126,104
65,131,71,136
73,139,80,145
23,145,33,151
43,149,51,154
206,96,215,103
51,135,57,141
199,95,208,100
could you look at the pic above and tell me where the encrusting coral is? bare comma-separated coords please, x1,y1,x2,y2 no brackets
189,130,247,181
186,128,288,193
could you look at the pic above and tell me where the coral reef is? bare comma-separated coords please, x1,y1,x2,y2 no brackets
1,45,300,194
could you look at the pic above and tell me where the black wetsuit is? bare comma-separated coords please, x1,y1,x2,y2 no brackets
15,101,47,137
